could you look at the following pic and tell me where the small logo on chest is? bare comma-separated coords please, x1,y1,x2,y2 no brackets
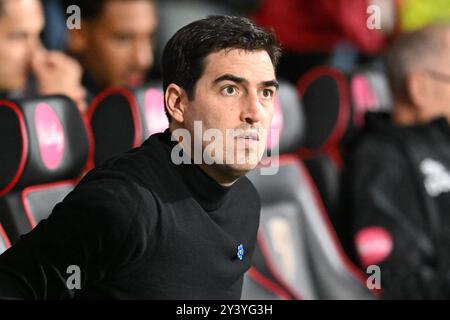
237,244,245,261
420,158,450,197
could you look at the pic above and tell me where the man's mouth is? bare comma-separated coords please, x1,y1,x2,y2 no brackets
125,73,145,87
235,131,260,141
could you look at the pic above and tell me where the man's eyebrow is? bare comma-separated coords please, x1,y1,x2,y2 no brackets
213,74,248,85
213,74,279,89
261,80,279,90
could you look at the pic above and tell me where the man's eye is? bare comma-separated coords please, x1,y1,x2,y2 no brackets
221,86,237,96
8,32,27,40
262,88,274,99
114,34,133,42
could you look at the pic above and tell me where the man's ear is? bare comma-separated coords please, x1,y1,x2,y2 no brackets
406,71,431,112
165,84,187,123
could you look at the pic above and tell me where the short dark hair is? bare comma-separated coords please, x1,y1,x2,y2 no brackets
162,15,281,120
384,23,450,101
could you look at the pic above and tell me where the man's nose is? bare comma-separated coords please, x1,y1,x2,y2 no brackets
132,40,153,70
240,91,263,124
26,37,43,65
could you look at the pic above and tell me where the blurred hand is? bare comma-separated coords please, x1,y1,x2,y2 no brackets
32,49,87,113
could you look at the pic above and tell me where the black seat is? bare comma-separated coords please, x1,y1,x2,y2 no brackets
296,65,393,236
87,84,168,166
243,157,374,299
0,96,91,243
296,66,351,222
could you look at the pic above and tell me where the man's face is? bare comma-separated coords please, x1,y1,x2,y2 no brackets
407,33,450,122
428,80,450,120
0,0,44,92
428,60,450,120
182,49,277,179
74,0,156,88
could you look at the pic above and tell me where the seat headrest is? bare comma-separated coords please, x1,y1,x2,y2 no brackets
351,70,392,127
0,96,91,196
297,66,351,151
267,80,305,155
88,84,168,166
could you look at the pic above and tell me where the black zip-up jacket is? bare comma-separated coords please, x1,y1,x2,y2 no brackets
341,112,450,299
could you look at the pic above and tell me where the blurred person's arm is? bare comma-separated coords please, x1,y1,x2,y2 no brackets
32,49,87,113
343,139,446,299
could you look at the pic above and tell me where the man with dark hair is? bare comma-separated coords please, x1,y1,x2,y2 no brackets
0,0,85,110
0,15,280,299
64,0,157,98
341,24,450,299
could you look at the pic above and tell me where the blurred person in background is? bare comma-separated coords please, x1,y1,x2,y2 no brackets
64,0,157,100
0,0,86,111
251,0,396,82
341,24,450,299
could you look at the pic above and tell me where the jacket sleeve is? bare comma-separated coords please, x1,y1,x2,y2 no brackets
343,140,445,299
0,173,155,299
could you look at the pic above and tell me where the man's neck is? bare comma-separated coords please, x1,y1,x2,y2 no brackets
168,125,238,187
392,108,417,125
197,163,238,187
392,100,450,126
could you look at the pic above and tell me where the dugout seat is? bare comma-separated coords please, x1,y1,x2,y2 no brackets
296,65,392,226
87,84,168,167
0,96,91,243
